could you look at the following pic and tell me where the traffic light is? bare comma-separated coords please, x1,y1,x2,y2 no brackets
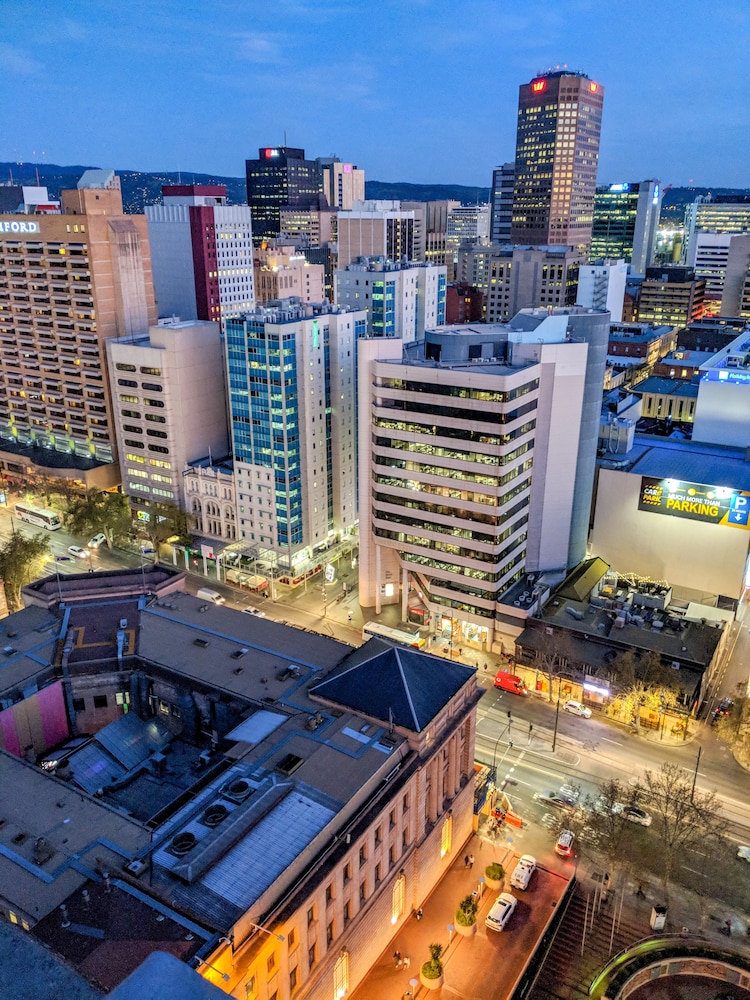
507,710,512,720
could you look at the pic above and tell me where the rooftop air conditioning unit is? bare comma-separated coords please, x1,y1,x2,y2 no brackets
126,859,147,878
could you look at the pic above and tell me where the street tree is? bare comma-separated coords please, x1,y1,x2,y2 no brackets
642,762,724,890
65,489,132,547
584,777,642,884
141,502,191,558
610,649,685,733
0,532,51,611
714,686,750,766
532,628,578,703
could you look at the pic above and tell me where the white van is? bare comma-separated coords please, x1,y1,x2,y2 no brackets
196,587,226,605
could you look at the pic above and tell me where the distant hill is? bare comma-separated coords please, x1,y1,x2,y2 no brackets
1,161,748,222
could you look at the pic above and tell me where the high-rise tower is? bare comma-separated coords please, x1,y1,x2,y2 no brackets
511,70,604,252
245,147,321,244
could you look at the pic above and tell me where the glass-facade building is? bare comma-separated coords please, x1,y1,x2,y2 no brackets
590,180,661,272
226,301,364,569
245,147,321,244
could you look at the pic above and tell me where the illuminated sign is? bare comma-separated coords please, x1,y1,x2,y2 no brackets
589,81,599,92
653,184,660,205
531,80,546,93
702,367,750,385
264,148,279,159
638,477,750,530
609,183,630,193
0,221,40,234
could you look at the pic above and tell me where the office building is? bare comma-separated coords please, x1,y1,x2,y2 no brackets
245,147,321,244
607,323,678,368
278,201,337,246
683,193,750,264
399,200,427,261
358,307,609,651
511,70,604,252
317,156,365,210
576,260,628,322
692,327,750,448
445,282,485,323
0,572,479,999
337,202,415,269
184,455,237,543
107,320,229,516
721,235,750,318
638,266,705,326
590,181,662,272
334,257,446,341
146,185,255,322
456,242,504,291
485,246,582,323
254,244,325,305
0,171,157,488
226,300,366,572
445,204,491,268
489,162,515,243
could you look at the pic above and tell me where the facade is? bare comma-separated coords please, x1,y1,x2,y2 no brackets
146,185,255,322
246,147,321,244
638,267,706,327
0,573,480,999
683,193,750,264
456,242,503,292
334,257,446,341
511,70,604,252
317,157,365,210
254,245,326,305
692,328,750,448
107,320,229,513
630,376,699,425
337,202,415,269
445,204,491,267
184,456,237,543
445,282,485,324
226,300,365,571
0,174,157,487
485,246,582,323
590,181,662,272
607,323,677,368
489,162,515,244
720,235,750,319
278,203,337,247
357,307,609,650
687,231,735,316
576,260,628,322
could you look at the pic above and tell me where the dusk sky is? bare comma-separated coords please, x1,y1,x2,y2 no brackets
2,0,749,189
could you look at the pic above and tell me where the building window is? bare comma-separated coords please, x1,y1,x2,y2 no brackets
359,845,367,868
325,883,334,905
374,825,382,846
307,906,315,927
288,928,295,948
343,900,351,926
267,953,276,974
72,697,85,712
333,950,349,999
391,872,405,924
326,921,334,947
244,978,255,998
343,862,351,884
359,881,367,905
440,814,453,858
289,967,298,992
375,862,381,885
93,694,108,709
308,943,316,968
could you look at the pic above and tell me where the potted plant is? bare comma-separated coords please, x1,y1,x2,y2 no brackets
420,942,444,990
454,893,478,936
485,862,505,891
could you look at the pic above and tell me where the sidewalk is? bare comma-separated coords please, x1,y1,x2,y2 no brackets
350,833,509,1000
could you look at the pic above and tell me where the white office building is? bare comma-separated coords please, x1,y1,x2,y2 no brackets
358,307,610,651
576,260,628,322
334,257,447,341
107,320,229,514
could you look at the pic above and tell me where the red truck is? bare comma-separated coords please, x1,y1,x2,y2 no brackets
494,671,529,696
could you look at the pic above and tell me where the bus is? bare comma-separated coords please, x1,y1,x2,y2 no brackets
14,502,62,530
362,622,426,649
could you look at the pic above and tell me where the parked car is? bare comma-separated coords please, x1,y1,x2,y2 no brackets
88,533,107,549
485,892,517,931
537,791,578,811
242,607,266,618
623,806,652,827
736,846,750,863
563,700,592,718
67,545,88,559
510,855,537,890
555,829,575,857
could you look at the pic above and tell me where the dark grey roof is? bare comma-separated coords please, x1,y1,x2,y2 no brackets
310,641,475,733
628,438,750,491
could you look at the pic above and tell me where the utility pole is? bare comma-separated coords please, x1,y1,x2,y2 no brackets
691,745,702,803
552,698,561,752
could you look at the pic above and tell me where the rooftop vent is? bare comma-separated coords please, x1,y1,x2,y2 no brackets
201,803,229,828
231,648,249,660
276,753,304,776
169,831,197,857
193,638,209,648
222,777,254,803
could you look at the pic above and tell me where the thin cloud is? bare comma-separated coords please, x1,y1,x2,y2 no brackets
0,44,43,76
232,32,287,65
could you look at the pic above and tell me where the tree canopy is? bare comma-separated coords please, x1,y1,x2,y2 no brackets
65,490,132,547
0,532,51,611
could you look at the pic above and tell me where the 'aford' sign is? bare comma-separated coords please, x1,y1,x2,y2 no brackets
0,221,40,234
638,476,750,530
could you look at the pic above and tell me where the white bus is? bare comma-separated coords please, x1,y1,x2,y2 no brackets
362,622,426,649
14,502,62,530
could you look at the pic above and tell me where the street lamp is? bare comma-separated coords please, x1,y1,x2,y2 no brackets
193,957,229,982
489,715,514,785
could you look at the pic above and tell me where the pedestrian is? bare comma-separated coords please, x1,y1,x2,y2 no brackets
469,853,475,868
636,883,645,899
464,854,470,868
394,950,402,968
726,919,732,937
415,908,423,920
483,662,488,672
403,956,410,969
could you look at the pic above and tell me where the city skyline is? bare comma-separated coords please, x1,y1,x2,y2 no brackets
2,0,749,189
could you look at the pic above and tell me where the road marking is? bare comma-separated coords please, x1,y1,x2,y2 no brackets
601,737,623,746
680,866,706,877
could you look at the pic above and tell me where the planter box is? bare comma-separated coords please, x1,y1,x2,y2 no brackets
454,919,477,937
420,970,444,990
485,876,503,891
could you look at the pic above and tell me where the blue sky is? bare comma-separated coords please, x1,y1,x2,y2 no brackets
1,0,748,188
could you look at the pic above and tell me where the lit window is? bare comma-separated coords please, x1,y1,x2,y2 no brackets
391,872,405,925
333,949,349,999
440,814,453,858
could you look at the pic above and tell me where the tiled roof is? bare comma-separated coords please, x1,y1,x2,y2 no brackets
310,641,475,732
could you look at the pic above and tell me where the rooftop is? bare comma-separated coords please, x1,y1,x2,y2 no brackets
597,435,750,492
